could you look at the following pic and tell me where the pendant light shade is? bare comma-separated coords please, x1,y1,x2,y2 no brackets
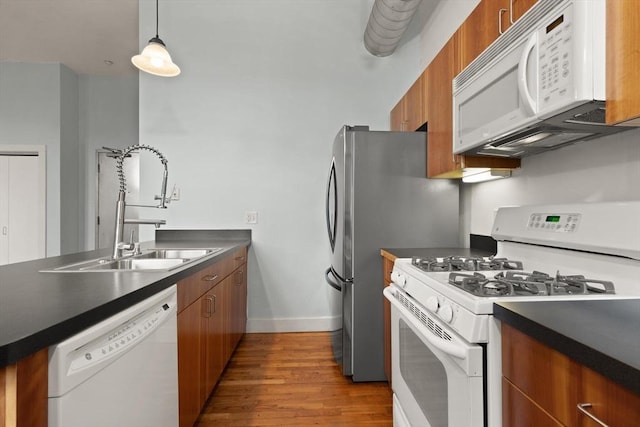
132,0,180,77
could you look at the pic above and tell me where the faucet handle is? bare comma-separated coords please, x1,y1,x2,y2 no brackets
128,229,135,245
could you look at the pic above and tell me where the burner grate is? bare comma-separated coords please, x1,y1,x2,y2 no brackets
447,270,615,297
412,255,523,272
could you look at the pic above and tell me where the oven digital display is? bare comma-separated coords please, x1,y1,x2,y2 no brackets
546,15,564,33
546,215,561,223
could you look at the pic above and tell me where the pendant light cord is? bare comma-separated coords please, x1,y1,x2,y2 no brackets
155,0,159,38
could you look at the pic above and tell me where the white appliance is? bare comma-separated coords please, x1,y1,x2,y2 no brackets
48,285,178,427
452,0,631,158
384,201,640,426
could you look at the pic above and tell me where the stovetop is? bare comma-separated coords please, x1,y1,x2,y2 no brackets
410,255,616,298
411,256,523,272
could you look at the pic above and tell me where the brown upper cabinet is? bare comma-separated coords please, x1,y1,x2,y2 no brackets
606,0,640,125
457,0,538,70
390,72,425,132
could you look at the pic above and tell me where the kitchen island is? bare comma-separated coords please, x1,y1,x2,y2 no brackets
0,229,250,427
495,299,640,426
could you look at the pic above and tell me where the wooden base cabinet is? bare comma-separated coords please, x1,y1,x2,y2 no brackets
381,252,394,384
0,349,48,427
502,324,640,427
177,247,248,427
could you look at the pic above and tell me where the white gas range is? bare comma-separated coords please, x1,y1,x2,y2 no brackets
384,201,640,427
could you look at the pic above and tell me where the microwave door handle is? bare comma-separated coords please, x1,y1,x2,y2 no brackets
518,34,537,115
384,287,468,360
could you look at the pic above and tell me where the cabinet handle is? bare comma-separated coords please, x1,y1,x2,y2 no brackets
577,403,608,427
202,274,219,282
212,295,217,314
235,269,244,285
202,296,214,318
235,256,245,262
509,0,515,24
498,8,508,34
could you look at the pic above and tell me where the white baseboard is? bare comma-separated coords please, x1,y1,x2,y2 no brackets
246,315,341,333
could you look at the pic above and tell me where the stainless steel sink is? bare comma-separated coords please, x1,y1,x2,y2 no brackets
136,249,215,259
43,248,223,272
88,258,187,270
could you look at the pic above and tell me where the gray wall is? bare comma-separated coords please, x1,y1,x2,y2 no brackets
0,62,77,256
0,62,139,255
79,75,139,250
138,0,424,331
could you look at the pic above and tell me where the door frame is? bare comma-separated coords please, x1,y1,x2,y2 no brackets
0,144,47,259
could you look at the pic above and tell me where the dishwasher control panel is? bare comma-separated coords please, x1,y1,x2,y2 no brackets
69,302,172,373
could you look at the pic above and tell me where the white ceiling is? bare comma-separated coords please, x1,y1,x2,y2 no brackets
0,0,139,76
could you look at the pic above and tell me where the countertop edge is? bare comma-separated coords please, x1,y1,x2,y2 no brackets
0,234,250,367
494,302,640,395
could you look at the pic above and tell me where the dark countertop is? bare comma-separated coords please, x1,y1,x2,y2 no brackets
0,229,251,367
381,247,495,260
494,299,640,395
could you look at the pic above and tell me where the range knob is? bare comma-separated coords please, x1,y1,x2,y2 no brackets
438,303,454,323
391,271,406,287
425,296,439,313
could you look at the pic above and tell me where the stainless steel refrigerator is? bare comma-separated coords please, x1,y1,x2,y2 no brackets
325,125,459,382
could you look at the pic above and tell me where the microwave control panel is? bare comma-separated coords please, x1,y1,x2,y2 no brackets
527,213,581,233
538,2,574,109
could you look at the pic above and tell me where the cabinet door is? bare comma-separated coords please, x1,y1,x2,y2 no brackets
178,300,204,427
578,365,640,426
426,36,461,178
390,99,404,131
458,0,507,70
382,255,394,383
390,74,425,132
502,324,578,426
606,0,640,124
203,282,227,394
458,0,537,76
404,74,424,132
230,265,247,351
502,377,564,427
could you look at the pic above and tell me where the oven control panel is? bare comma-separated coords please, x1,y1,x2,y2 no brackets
527,212,581,232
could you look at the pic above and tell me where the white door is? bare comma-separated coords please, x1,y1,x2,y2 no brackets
0,152,46,265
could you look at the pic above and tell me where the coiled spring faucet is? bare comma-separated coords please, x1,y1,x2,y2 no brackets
109,144,170,260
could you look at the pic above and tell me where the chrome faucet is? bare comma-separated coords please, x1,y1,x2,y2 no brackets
109,144,170,260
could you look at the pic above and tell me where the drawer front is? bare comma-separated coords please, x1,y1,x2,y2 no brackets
178,258,232,313
232,247,247,269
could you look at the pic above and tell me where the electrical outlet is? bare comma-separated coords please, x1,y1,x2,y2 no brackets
171,187,180,201
245,211,258,224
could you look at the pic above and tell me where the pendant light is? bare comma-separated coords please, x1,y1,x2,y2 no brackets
131,0,181,77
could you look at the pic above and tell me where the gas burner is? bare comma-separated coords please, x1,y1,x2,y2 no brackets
411,256,523,272
448,270,616,298
495,271,615,295
449,272,547,297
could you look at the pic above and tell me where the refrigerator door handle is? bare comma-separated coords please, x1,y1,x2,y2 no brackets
326,160,337,252
325,266,342,291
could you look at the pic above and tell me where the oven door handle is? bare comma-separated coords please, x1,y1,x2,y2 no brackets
384,287,468,360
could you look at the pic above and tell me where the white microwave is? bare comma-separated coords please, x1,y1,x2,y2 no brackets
453,0,629,158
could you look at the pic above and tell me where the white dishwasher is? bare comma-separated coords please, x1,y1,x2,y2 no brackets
48,284,178,427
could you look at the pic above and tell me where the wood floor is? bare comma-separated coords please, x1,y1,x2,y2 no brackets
195,332,393,426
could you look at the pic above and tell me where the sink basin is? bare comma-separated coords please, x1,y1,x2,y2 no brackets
43,248,223,272
137,249,216,259
88,258,187,270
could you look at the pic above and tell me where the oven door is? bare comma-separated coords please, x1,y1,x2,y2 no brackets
384,286,485,427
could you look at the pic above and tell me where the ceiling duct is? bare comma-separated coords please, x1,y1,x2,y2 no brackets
364,0,422,57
